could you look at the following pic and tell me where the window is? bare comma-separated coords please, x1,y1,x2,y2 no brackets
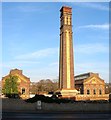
87,89,90,95
68,16,70,25
99,89,102,95
22,88,25,94
93,89,96,95
65,16,67,24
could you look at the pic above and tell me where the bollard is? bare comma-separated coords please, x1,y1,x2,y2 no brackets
36,100,42,110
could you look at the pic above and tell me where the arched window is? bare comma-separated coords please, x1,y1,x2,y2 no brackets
93,89,96,95
99,89,102,95
87,89,90,95
22,88,25,94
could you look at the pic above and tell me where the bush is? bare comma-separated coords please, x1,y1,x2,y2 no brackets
48,92,54,94
5,94,20,99
25,94,74,103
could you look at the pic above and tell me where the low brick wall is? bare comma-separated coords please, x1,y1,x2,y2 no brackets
75,94,109,101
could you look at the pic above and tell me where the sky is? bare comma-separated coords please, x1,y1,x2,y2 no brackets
2,2,109,82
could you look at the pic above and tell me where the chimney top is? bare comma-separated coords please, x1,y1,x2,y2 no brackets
60,6,72,13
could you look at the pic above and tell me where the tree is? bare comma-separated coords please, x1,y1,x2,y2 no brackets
30,82,38,94
30,79,58,94
2,75,19,97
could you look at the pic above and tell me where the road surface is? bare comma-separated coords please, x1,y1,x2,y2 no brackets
1,111,111,120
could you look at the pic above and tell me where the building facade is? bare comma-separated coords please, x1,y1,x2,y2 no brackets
2,69,30,99
75,72,108,100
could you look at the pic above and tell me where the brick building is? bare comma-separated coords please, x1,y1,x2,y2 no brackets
75,72,109,100
2,69,30,99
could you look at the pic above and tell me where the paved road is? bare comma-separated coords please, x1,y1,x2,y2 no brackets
1,111,111,120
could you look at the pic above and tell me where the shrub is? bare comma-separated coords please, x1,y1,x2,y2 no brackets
25,94,74,103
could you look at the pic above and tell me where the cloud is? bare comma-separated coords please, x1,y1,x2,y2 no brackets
4,4,50,13
81,3,109,11
4,0,47,1
49,62,59,66
2,0,110,2
75,62,109,71
2,61,40,68
78,23,109,30
25,65,59,81
15,48,58,60
75,43,108,54
74,62,109,82
16,6,44,12
71,2,109,11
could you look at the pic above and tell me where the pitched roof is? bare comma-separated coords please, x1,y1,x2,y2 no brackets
75,72,99,81
2,68,30,81
74,72,103,84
